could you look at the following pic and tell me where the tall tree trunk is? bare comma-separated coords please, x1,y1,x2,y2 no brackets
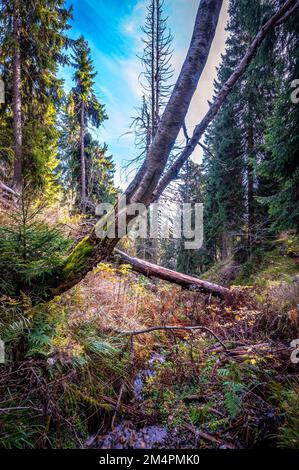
38,0,296,303
12,0,23,192
80,101,86,213
247,123,255,258
154,0,160,136
151,0,156,141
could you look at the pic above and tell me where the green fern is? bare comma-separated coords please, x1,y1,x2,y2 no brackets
271,383,299,448
223,381,246,419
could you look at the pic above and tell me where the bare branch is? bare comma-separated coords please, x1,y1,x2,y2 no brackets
0,180,20,197
152,0,299,201
113,324,227,350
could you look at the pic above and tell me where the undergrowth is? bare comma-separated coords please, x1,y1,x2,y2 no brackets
0,205,298,449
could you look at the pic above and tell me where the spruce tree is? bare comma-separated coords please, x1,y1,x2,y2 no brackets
59,104,114,212
69,36,107,213
261,8,299,232
202,0,278,263
0,0,73,193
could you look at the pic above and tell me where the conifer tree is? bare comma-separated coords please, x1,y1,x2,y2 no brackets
202,0,278,263
132,0,174,161
60,99,114,212
69,36,107,213
261,8,299,232
0,0,73,193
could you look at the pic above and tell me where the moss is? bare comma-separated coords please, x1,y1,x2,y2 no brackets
62,236,96,279
236,235,299,286
270,382,299,449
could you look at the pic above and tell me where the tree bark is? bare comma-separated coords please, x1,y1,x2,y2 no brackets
80,101,86,213
12,0,23,192
154,0,160,136
151,0,156,140
41,0,297,302
247,121,255,258
114,249,232,299
151,0,298,202
125,0,224,205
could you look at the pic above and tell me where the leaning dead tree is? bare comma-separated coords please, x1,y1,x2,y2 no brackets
30,0,298,302
131,0,174,262
132,0,174,161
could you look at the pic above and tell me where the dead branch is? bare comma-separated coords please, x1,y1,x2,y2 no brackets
0,180,19,197
112,324,227,350
152,0,299,201
183,423,236,449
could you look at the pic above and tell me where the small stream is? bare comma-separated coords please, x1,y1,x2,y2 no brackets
133,353,165,401
87,352,169,449
95,422,168,449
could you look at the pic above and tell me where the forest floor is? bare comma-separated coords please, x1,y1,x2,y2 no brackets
1,234,299,449
82,243,299,449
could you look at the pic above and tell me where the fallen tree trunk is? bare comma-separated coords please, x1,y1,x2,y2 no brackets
35,0,296,303
115,249,232,299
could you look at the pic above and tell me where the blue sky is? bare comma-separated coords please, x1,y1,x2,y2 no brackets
62,0,229,188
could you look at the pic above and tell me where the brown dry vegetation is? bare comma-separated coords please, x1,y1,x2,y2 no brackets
1,211,299,449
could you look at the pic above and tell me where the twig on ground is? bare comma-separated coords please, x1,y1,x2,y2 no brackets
111,383,125,430
183,423,236,449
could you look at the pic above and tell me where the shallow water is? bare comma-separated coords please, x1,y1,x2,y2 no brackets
95,421,168,449
134,352,165,401
88,352,168,449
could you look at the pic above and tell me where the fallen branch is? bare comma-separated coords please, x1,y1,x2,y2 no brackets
115,249,232,299
183,423,236,449
0,406,42,413
111,383,125,430
0,180,20,197
100,395,140,418
113,325,227,350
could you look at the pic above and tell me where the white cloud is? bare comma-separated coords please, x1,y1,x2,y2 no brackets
76,0,230,182
123,21,135,35
120,0,146,40
168,0,229,163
